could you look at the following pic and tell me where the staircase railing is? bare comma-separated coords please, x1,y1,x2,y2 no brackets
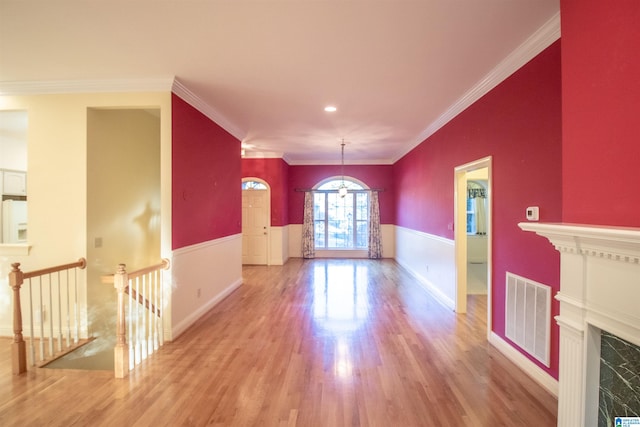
104,259,170,378
8,258,87,375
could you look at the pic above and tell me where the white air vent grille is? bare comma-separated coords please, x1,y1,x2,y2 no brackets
505,272,551,367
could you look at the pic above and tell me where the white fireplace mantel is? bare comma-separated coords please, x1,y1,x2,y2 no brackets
519,222,640,427
519,222,640,260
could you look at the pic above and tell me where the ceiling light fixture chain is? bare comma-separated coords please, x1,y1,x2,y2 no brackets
339,139,348,198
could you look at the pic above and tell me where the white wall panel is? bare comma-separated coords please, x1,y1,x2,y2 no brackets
289,224,302,258
170,234,242,340
288,224,395,259
269,225,289,265
395,226,456,310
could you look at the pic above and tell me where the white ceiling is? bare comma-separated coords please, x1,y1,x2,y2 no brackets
0,1,560,165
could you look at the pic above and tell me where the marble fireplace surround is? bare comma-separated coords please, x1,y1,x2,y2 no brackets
519,222,640,427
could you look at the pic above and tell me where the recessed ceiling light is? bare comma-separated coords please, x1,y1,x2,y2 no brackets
324,106,337,112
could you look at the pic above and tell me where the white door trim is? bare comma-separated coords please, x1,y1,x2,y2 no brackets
454,156,492,339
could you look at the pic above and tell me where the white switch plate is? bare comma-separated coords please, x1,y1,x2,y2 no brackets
526,206,539,221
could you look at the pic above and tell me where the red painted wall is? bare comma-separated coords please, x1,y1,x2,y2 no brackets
394,42,562,378
172,94,241,249
288,164,395,225
561,0,640,226
241,158,289,227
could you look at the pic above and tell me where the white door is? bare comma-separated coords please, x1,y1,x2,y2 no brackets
242,189,269,265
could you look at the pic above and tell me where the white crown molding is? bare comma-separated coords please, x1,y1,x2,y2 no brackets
281,154,292,165
241,151,294,164
241,152,395,165
0,78,174,95
242,153,393,165
392,12,561,164
286,158,394,166
171,78,245,142
0,77,246,143
242,151,286,160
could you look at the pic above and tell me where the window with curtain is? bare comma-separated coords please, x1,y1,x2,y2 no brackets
466,180,487,235
313,179,368,249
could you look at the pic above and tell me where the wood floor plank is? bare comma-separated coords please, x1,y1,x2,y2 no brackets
1,258,557,426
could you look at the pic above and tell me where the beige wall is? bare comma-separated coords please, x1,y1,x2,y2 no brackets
0,110,28,171
86,108,161,336
0,92,172,337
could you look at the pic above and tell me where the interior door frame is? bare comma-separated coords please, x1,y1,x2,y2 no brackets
454,156,492,338
242,177,271,265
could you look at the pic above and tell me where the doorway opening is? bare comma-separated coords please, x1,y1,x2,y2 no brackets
454,156,492,338
242,177,271,265
72,107,162,370
0,110,28,247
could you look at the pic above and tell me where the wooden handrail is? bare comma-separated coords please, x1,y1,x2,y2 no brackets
102,259,169,284
9,258,87,375
127,259,170,280
22,258,87,279
101,259,169,317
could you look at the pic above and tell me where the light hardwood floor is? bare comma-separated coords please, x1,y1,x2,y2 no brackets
0,258,557,426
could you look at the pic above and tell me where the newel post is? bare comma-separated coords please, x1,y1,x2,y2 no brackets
114,263,129,378
9,263,27,375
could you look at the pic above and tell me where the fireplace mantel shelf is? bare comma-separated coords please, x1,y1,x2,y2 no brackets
518,222,640,263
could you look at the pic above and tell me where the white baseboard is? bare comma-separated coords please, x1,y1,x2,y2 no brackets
171,278,243,340
489,331,558,397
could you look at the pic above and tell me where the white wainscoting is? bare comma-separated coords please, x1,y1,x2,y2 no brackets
467,234,488,263
288,224,396,259
315,249,368,258
395,226,456,310
269,225,289,266
169,234,243,340
381,224,395,258
289,224,302,258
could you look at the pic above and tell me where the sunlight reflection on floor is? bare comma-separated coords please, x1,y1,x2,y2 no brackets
311,260,371,336
311,260,372,382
